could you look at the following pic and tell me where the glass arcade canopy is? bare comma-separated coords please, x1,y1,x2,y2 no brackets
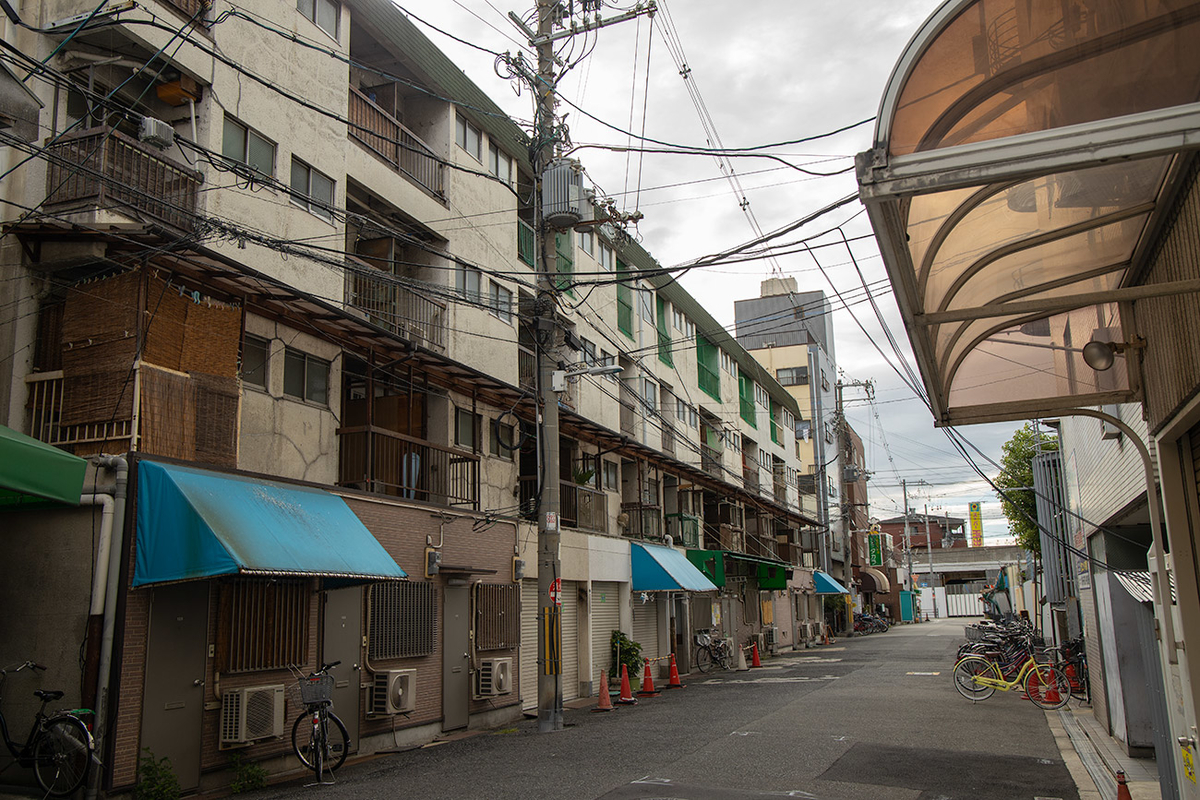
857,0,1200,426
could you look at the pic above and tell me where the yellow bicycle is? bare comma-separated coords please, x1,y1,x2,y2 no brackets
952,653,1071,709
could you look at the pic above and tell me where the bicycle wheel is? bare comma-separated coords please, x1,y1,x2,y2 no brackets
952,656,997,700
293,711,321,771
695,646,714,673
324,712,350,772
1025,664,1072,710
716,647,732,671
33,716,92,796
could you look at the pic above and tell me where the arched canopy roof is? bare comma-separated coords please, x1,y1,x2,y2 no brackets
857,0,1200,426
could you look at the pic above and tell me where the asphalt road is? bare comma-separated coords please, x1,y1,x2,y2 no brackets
259,617,1079,800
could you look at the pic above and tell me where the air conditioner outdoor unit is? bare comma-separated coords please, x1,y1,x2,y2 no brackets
475,657,513,698
764,625,779,653
370,669,416,715
220,685,285,746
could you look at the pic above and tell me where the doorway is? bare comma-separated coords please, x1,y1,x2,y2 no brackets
443,585,469,730
322,587,361,750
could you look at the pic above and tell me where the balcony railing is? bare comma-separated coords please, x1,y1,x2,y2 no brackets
348,86,445,199
45,126,202,232
665,513,700,549
518,346,536,391
620,502,662,540
345,258,447,352
560,481,609,534
26,371,133,448
165,0,207,17
517,219,536,267
743,467,760,494
338,425,479,510
700,444,723,478
773,480,788,505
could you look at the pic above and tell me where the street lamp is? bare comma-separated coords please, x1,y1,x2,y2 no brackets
551,363,623,392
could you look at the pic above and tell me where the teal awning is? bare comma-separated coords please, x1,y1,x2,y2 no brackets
0,425,86,508
814,570,851,595
134,460,406,586
631,543,718,592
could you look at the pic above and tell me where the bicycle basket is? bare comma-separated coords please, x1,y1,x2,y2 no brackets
694,631,712,647
965,626,984,642
299,674,334,705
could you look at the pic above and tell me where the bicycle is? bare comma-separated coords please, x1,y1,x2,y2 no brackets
290,662,350,781
694,630,732,673
0,661,94,796
952,652,1072,709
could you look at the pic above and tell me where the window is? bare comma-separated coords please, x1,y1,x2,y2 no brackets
488,141,513,184
673,308,695,340
731,432,741,452
602,460,619,491
221,115,274,177
368,582,436,659
755,383,770,408
638,286,655,324
456,114,482,161
489,281,513,323
220,580,308,672
821,369,830,391
782,409,796,432
656,294,672,366
297,0,338,37
283,348,329,404
290,157,334,221
578,229,594,257
242,334,269,389
642,378,657,412
455,407,481,450
675,398,698,430
582,338,597,367
720,350,736,375
599,242,614,271
777,366,809,386
490,419,515,460
456,263,482,302
759,449,771,469
600,350,618,380
696,334,720,401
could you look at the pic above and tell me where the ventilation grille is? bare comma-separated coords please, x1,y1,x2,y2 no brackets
369,582,436,660
474,583,520,651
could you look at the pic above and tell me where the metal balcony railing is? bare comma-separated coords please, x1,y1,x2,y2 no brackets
664,513,700,549
45,126,202,232
700,444,722,478
338,425,479,510
619,502,662,540
743,467,760,494
344,258,447,352
348,86,445,199
518,346,536,391
517,219,536,267
560,481,608,534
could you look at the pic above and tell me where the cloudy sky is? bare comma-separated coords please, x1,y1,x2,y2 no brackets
399,0,1021,542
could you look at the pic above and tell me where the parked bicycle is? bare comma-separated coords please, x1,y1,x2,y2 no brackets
0,661,94,796
694,630,732,673
291,661,350,781
853,612,890,634
953,650,1072,709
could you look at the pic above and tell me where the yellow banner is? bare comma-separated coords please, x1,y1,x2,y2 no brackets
969,502,983,547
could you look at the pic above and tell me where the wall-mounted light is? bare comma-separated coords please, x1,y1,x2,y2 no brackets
1081,340,1116,371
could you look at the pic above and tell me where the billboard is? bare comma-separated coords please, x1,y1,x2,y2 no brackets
868,533,884,567
968,501,984,547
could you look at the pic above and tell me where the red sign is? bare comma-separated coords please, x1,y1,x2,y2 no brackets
549,578,562,606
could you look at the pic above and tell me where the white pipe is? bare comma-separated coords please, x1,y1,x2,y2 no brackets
79,492,115,616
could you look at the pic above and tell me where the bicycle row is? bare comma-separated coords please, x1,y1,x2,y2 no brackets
951,620,1089,710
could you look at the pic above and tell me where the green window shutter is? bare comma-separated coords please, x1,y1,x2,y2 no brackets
696,334,720,401
517,220,535,267
769,401,781,445
739,372,757,428
554,232,574,298
616,260,633,338
656,295,672,366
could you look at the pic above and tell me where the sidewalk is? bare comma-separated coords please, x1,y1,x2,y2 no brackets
1048,702,1161,800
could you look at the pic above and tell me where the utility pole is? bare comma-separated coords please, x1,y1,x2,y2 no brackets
901,478,912,591
924,503,935,619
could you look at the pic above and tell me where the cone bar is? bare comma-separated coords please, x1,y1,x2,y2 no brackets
615,663,637,705
592,670,614,712
665,653,685,689
637,658,660,697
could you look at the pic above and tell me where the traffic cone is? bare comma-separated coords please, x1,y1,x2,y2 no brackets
592,670,614,712
736,645,749,672
637,658,660,697
665,653,685,689
1116,770,1133,800
615,663,637,705
750,643,763,668
1042,672,1062,705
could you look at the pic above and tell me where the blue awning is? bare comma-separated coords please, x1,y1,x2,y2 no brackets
814,570,851,595
631,542,718,592
134,461,406,586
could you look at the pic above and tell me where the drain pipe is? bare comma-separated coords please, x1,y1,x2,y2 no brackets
86,455,128,800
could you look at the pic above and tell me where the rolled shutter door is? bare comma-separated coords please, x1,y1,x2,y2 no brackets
560,581,579,702
632,595,659,664
520,580,539,710
590,581,621,689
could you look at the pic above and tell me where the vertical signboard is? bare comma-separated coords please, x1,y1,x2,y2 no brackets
868,533,883,567
968,501,984,547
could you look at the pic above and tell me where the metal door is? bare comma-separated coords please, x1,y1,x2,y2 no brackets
632,595,659,663
589,581,621,689
141,582,208,791
443,585,469,730
323,586,361,750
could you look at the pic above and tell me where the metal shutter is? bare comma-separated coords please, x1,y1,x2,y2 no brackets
590,581,622,689
632,594,659,664
560,581,579,701
520,580,539,710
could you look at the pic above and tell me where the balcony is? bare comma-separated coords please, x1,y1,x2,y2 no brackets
348,86,445,199
518,346,536,392
700,444,723,478
344,258,447,352
518,220,536,267
26,371,133,450
619,502,662,540
337,425,479,510
560,481,609,534
665,513,700,549
45,126,202,232
743,467,760,494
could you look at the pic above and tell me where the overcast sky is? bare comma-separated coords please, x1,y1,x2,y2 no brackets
398,0,1022,542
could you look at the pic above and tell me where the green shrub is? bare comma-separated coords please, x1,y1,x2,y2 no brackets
228,754,267,794
135,749,180,800
610,629,643,682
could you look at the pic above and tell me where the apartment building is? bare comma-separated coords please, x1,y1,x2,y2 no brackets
0,0,821,792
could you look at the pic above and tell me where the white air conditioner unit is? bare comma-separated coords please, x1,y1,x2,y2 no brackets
370,669,416,715
475,658,513,698
220,685,285,746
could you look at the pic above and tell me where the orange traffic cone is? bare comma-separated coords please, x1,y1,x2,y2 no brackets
592,670,614,712
1042,672,1062,705
665,653,685,689
637,658,660,697
615,663,637,705
750,643,763,668
1116,770,1133,800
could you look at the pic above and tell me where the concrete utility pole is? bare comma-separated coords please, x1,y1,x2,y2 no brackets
925,503,935,619
901,478,912,590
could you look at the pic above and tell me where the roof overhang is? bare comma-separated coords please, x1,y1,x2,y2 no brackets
857,0,1200,427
